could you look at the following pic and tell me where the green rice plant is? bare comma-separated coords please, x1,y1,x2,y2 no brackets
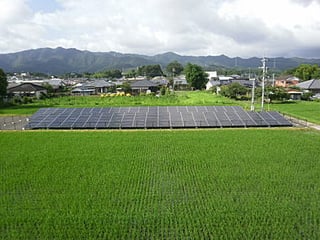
0,129,320,239
270,101,320,124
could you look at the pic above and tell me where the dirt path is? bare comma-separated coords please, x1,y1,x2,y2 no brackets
283,115,320,131
0,116,30,130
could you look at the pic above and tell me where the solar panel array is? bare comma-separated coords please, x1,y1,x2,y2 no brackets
26,106,292,129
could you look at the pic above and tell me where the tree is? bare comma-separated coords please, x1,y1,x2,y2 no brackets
220,82,247,99
124,69,137,79
267,86,289,102
293,64,320,81
92,69,122,79
184,63,208,90
166,61,184,76
137,65,163,78
0,68,8,101
121,82,132,93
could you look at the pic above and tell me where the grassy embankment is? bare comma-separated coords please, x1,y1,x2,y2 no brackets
0,91,237,115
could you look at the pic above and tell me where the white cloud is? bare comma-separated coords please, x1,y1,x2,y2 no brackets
0,0,320,57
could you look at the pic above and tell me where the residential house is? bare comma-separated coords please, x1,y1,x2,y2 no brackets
71,87,95,96
151,76,169,87
7,82,47,98
82,79,115,94
206,80,220,90
275,76,300,88
205,71,218,80
130,80,158,94
296,79,320,94
206,77,254,90
42,78,67,94
173,76,188,90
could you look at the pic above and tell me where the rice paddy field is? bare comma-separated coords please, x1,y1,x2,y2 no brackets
1,129,320,239
270,101,320,124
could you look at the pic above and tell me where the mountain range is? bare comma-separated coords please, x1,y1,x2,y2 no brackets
1,47,320,75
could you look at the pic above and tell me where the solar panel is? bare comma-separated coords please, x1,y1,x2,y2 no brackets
26,106,293,130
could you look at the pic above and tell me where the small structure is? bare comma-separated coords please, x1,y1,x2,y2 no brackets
130,80,158,94
206,77,253,90
71,87,95,96
296,79,320,94
206,80,220,90
7,82,47,98
151,76,169,87
82,80,115,94
173,76,188,90
206,71,218,80
287,90,303,100
43,78,66,92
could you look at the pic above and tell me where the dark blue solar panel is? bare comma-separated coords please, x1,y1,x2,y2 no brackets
26,106,292,129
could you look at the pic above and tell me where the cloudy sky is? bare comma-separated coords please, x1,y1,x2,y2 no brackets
0,0,320,58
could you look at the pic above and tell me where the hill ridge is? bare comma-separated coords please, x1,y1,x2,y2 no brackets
1,47,320,74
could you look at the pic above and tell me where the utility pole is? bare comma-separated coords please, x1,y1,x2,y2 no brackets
260,57,268,111
249,68,255,111
272,73,275,87
250,77,256,111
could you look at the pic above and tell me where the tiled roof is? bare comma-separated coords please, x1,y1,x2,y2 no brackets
7,83,46,92
297,79,320,89
131,80,158,88
84,80,114,88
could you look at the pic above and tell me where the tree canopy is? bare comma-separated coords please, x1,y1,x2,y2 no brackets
92,69,122,79
267,86,289,102
166,61,184,76
0,68,8,99
220,82,248,99
286,64,320,81
184,63,208,90
137,65,163,78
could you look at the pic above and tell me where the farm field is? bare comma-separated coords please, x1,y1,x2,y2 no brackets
0,92,239,115
270,101,320,124
1,129,320,239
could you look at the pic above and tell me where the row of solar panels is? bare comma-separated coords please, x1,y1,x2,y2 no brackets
27,106,293,129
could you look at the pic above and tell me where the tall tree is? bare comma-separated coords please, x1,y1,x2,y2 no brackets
0,68,8,101
184,63,208,90
166,61,184,76
137,65,163,78
293,64,320,81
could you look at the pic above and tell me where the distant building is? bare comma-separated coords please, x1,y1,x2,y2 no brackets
275,76,300,88
173,76,188,90
206,76,254,90
7,83,47,98
82,80,115,94
130,80,158,94
151,76,169,87
296,79,320,94
205,71,218,80
206,80,220,90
